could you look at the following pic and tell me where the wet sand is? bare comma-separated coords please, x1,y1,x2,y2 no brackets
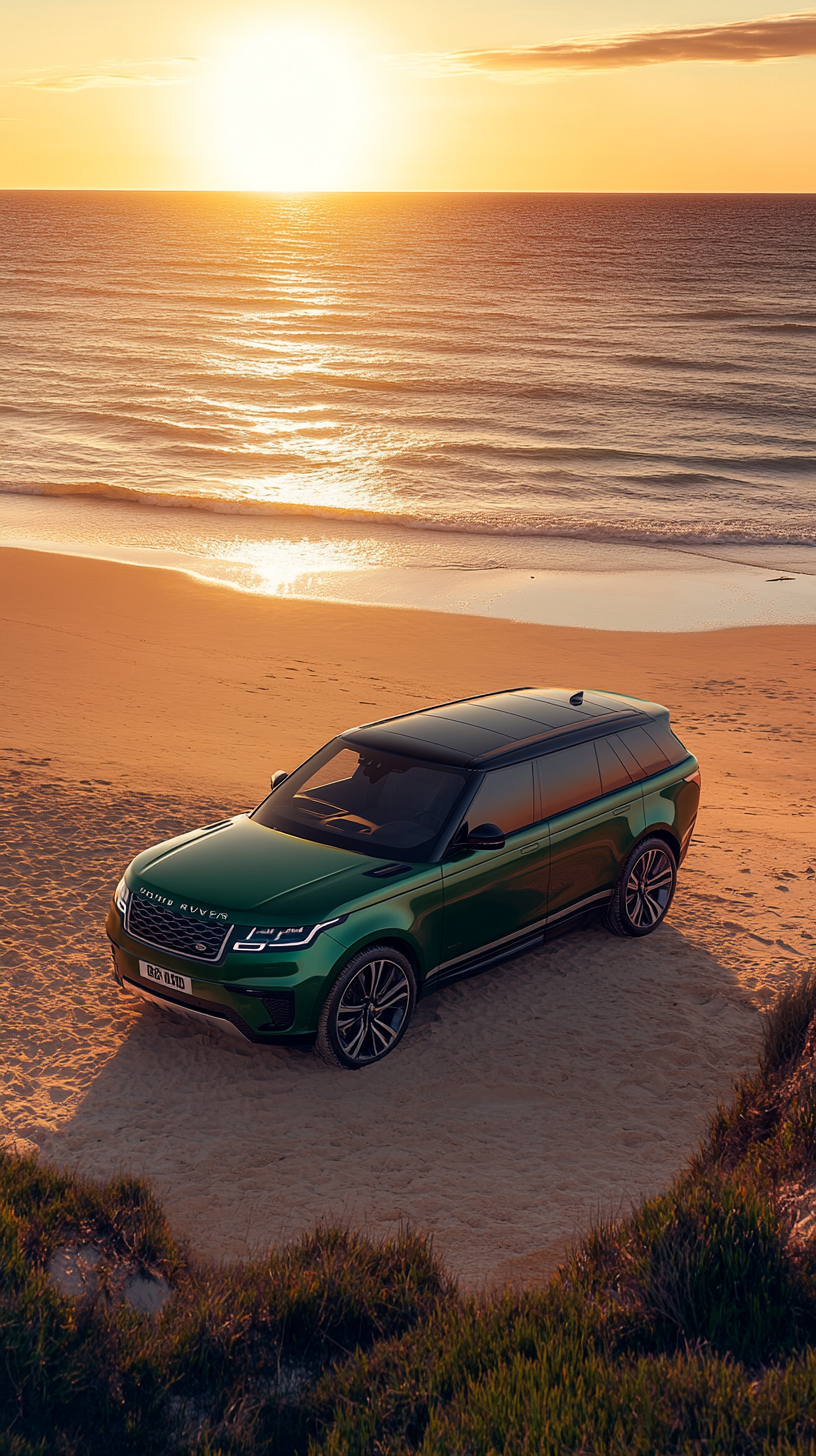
1,548,813,1287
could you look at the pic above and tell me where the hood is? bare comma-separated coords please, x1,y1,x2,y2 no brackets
130,814,402,921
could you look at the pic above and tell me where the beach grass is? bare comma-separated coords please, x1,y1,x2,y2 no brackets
2,976,816,1455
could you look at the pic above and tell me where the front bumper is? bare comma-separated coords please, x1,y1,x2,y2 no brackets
106,903,342,1043
111,944,260,1040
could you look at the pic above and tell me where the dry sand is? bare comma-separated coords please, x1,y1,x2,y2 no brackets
1,548,814,1288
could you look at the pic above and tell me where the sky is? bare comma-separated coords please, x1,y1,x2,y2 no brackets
1,1,814,190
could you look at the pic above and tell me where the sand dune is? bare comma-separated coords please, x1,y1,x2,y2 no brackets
1,550,813,1287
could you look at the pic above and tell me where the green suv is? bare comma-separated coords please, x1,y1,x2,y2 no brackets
107,688,700,1069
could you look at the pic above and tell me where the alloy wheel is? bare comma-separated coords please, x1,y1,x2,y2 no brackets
335,957,412,1064
624,847,674,928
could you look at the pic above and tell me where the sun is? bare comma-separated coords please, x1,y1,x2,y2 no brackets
216,26,369,191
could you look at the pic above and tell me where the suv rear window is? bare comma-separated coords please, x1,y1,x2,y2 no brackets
641,721,689,767
605,724,688,782
614,726,674,778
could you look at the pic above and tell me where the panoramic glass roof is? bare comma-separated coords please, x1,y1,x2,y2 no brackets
349,689,652,768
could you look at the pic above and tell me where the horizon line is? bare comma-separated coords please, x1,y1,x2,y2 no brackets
1,186,814,196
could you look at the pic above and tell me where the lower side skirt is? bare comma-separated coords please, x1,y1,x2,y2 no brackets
424,900,609,995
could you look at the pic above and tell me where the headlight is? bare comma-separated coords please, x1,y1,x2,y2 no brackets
232,917,346,951
114,877,129,915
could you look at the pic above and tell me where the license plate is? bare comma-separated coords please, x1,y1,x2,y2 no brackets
139,961,192,995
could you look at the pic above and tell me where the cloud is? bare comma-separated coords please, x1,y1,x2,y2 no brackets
403,10,816,77
4,57,200,92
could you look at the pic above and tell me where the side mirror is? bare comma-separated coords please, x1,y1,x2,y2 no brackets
467,822,505,851
270,770,289,791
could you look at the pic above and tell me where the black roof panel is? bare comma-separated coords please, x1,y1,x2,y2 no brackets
477,690,595,718
429,704,550,738
461,708,563,734
363,716,515,759
347,687,667,769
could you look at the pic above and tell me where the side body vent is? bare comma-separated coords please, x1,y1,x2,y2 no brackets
259,992,296,1030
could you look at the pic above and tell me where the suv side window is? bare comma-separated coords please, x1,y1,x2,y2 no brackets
595,735,634,794
536,742,602,818
614,726,671,778
464,761,535,836
642,721,689,766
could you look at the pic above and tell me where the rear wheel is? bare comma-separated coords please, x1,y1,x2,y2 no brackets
606,837,677,938
315,946,417,1069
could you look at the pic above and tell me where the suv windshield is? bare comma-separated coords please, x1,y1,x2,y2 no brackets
252,739,469,860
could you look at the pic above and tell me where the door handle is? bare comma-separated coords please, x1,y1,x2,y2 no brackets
520,841,541,855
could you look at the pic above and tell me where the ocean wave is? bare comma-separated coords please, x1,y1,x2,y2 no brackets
617,354,741,372
3,481,814,551
739,322,816,334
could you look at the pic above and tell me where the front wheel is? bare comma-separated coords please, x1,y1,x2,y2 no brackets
315,946,417,1069
606,837,677,938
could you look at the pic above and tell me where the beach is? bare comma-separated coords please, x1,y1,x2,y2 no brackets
2,546,813,1288
4,21,816,1446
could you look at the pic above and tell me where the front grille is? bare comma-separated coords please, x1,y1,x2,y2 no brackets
259,992,295,1031
126,897,233,964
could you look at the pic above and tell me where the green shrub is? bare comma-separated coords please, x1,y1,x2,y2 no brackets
629,1176,802,1364
2,974,816,1454
414,1345,816,1456
761,970,816,1078
0,1154,448,1455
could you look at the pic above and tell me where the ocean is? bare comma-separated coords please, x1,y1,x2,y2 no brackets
2,191,814,629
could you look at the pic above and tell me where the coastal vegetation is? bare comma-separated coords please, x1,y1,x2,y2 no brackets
2,973,816,1455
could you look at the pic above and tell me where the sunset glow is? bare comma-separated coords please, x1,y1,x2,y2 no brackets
1,4,814,189
215,27,369,191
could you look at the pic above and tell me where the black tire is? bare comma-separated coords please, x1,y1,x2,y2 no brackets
315,945,417,1069
606,837,677,938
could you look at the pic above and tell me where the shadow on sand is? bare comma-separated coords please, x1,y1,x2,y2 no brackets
39,919,757,1290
